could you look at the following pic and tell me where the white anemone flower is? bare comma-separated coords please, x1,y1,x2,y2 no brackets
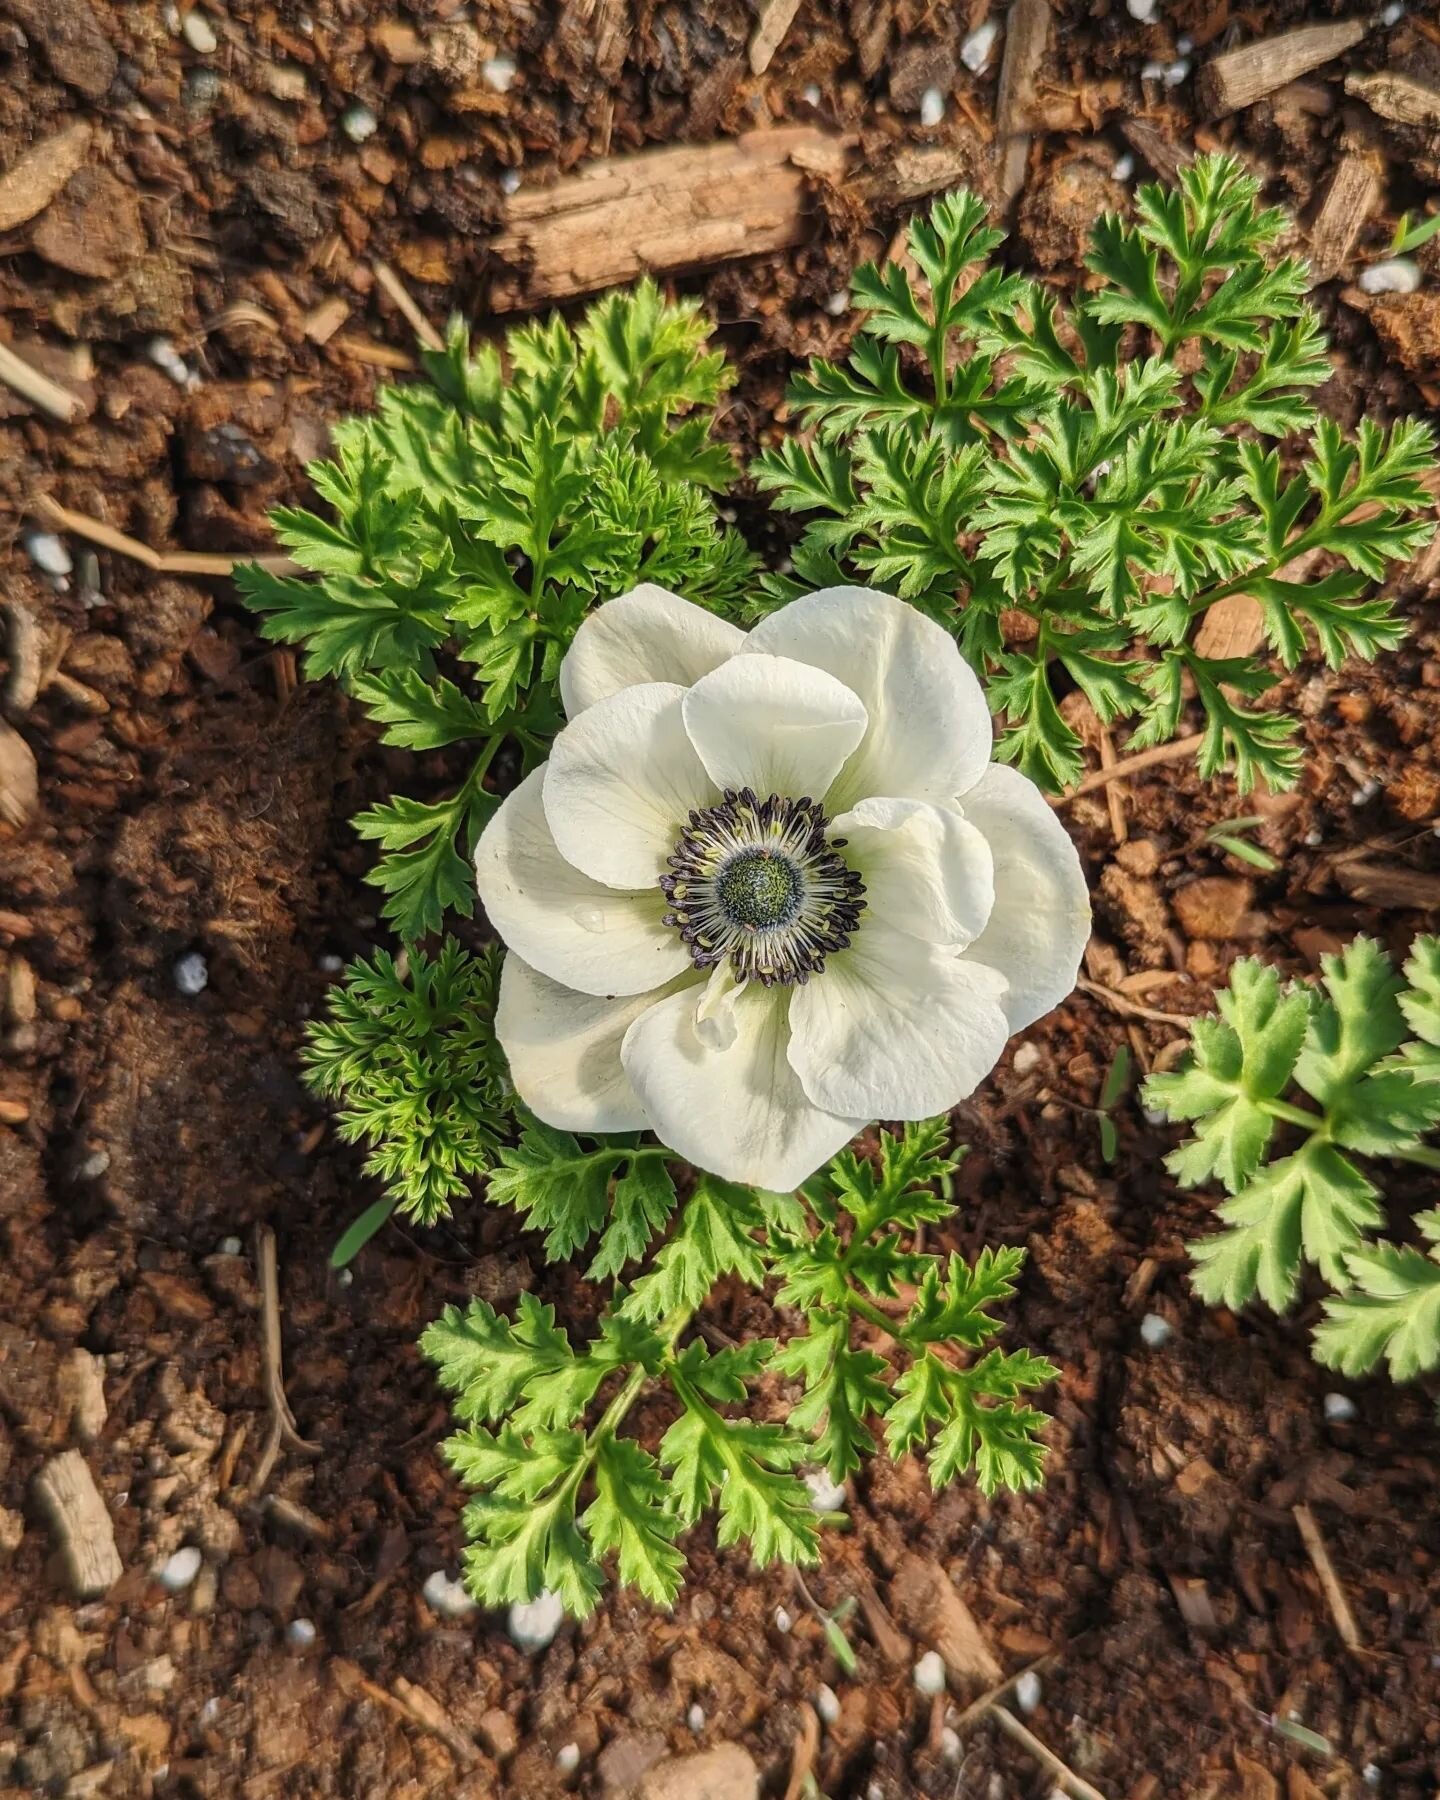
475,584,1090,1191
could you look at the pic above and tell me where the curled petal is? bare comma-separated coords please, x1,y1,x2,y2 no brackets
559,582,745,717
475,767,690,997
830,795,994,950
681,652,868,801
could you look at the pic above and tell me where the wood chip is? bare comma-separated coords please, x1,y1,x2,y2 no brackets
301,295,351,344
1120,120,1186,188
1193,548,1324,661
33,1451,123,1599
392,1676,479,1766
995,0,1053,205
1292,1502,1363,1652
371,257,444,351
1344,69,1440,129
1198,22,1369,117
1306,154,1380,284
0,721,38,829
0,120,92,232
890,1554,1002,1693
749,0,802,75
1333,862,1440,910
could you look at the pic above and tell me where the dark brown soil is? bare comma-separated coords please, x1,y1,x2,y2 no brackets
3,3,1440,1797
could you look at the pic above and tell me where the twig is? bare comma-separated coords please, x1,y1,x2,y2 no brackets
34,494,298,578
1077,977,1194,1029
2,599,43,716
1097,726,1127,845
1056,733,1200,803
949,1650,1058,1735
391,1677,479,1766
239,1225,319,1503
782,1700,821,1800
989,1705,1110,1800
0,342,83,422
371,258,445,351
1293,1503,1363,1652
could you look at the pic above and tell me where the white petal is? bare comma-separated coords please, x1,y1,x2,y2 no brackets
681,652,868,800
474,767,690,997
622,980,865,1190
958,763,1091,1032
542,682,718,889
560,582,746,717
497,955,683,1132
744,586,993,808
830,796,994,949
787,924,1011,1119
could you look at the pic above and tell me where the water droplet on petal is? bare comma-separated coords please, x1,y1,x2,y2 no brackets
572,906,606,932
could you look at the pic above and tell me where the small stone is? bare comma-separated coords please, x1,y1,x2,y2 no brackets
803,1469,847,1513
639,1745,760,1800
815,1684,840,1726
1380,1,1405,22
824,289,849,316
23,530,73,578
1176,33,1194,53
483,53,518,92
1140,59,1167,80
1012,1042,1042,1076
79,1150,110,1183
286,1617,316,1648
1163,58,1190,85
960,20,998,72
146,336,192,387
918,85,946,127
1014,1669,1042,1714
940,1725,962,1764
508,1588,564,1652
555,1742,580,1775
913,1650,947,1696
478,1709,519,1760
342,103,378,144
686,1702,705,1733
499,168,522,196
1125,0,1156,17
1172,876,1257,943
185,67,221,106
319,954,344,973
1139,1312,1172,1348
1359,258,1421,296
422,1569,477,1619
774,1605,793,1633
801,82,821,105
1324,1392,1357,1423
218,1235,241,1256
156,1546,202,1593
182,8,219,53
174,952,209,996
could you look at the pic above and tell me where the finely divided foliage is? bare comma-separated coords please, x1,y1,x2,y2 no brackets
755,156,1436,792
1144,939,1440,1380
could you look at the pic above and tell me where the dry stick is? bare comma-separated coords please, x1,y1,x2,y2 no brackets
240,1225,320,1503
1345,69,1440,129
1293,1503,1364,1652
0,341,83,422
1078,976,1194,1029
749,0,802,75
371,257,444,351
782,1700,821,1800
949,1650,1058,1736
1097,726,1127,845
1307,155,1381,285
1197,19,1369,117
35,492,298,578
1056,733,1201,803
994,0,1052,205
2,600,42,716
990,1705,1110,1800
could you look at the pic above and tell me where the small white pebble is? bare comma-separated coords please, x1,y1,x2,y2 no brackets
913,1650,947,1697
867,1785,885,1800
1140,59,1167,81
182,8,218,54
318,954,344,974
961,19,999,73
174,952,209,996
1324,1392,1357,1423
803,1469,847,1513
1176,33,1194,54
1350,778,1382,807
422,1569,477,1619
286,1617,317,1648
218,1235,241,1256
1112,152,1136,182
774,1605,793,1634
198,1696,221,1726
1139,1312,1172,1348
79,1149,111,1180
1359,257,1421,296
499,168,522,196
341,103,378,144
555,1743,580,1775
1304,828,1323,847
482,53,518,93
802,81,822,106
1362,1766,1382,1789
940,1725,962,1764
824,289,849,316
157,1546,203,1593
918,85,946,128
146,335,192,386
1163,58,1191,86
686,1702,705,1733
336,1267,354,1288
1012,1042,1042,1076
1014,1669,1043,1714
508,1589,564,1652
23,530,73,578
1380,1,1405,24
815,1684,841,1726
163,2,182,30
1125,0,1156,19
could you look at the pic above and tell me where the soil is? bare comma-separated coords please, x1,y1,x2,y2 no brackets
3,2,1440,1798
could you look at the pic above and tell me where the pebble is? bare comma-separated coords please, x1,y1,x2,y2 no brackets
1139,1312,1172,1348
1140,59,1167,81
1363,1765,1382,1788
803,1469,847,1513
555,1743,580,1775
774,1605,793,1634
499,169,522,196
181,8,219,54
185,67,221,106
1112,152,1136,182
341,103,378,144
508,1589,564,1652
960,20,998,73
686,1702,705,1733
336,1267,354,1288
1176,33,1194,53
79,1150,111,1180
867,1786,885,1800
156,1546,203,1593
1163,58,1190,85
1304,828,1323,847
1124,0,1156,18
1012,1042,1042,1076
483,53,518,93
23,531,73,579
286,1617,317,1648
174,952,209,997
422,1569,477,1619
940,1725,962,1764
198,1697,221,1726
918,86,946,127
146,336,193,387
802,82,822,106
824,290,849,316
815,1684,840,1726
1324,1392,1357,1424
1350,777,1382,807
1380,0,1405,22
218,1236,241,1255
913,1651,947,1697
1014,1669,1042,1714
318,953,345,974
1359,258,1421,296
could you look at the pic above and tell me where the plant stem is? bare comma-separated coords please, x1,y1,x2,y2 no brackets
1263,1098,1326,1132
